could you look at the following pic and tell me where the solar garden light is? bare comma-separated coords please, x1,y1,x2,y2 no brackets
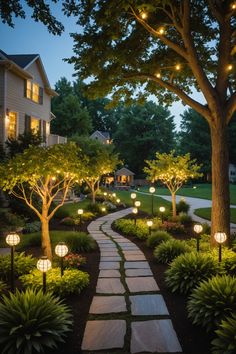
214,232,227,262
103,192,107,200
55,242,69,276
6,232,20,292
132,207,138,225
193,224,203,252
134,200,141,208
116,198,120,204
101,207,106,213
149,186,155,216
77,208,84,230
159,206,166,224
112,192,116,198
131,192,137,206
37,256,52,294
146,220,153,236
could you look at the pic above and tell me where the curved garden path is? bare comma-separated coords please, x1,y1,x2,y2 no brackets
82,208,182,353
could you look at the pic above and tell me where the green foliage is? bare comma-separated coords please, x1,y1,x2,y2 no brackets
87,202,104,214
64,232,97,253
5,131,42,157
0,289,72,354
63,253,86,269
114,219,149,240
176,200,190,214
0,280,7,294
178,212,192,225
161,220,185,234
212,313,236,354
165,252,218,294
0,208,25,231
187,275,236,332
0,252,36,281
21,268,89,296
146,231,172,248
154,239,190,264
23,221,41,233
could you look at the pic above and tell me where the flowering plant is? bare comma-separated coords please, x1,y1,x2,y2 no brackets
63,253,86,269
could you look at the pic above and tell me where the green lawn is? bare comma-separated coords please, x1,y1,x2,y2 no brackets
139,184,236,205
55,199,91,218
194,207,236,223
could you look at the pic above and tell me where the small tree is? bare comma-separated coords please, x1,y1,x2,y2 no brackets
0,143,84,259
74,138,119,203
144,151,202,218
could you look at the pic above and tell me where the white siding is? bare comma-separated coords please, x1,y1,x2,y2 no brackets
0,67,5,143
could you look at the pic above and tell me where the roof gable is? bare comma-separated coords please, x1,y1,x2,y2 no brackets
7,54,39,69
115,167,135,176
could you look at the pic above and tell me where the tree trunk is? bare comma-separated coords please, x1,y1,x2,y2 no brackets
91,185,96,204
172,192,177,219
210,121,230,243
41,204,52,259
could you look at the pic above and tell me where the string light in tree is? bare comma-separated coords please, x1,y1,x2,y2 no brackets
157,27,165,35
175,64,181,71
227,64,233,71
232,3,236,10
140,11,148,20
155,72,161,79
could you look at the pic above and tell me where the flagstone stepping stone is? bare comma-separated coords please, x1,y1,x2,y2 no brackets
89,296,127,314
100,247,118,252
125,269,153,277
99,261,120,270
99,270,121,278
82,320,126,351
116,239,133,243
122,250,144,255
124,254,146,261
100,256,122,261
130,294,169,316
124,261,150,269
120,245,140,250
130,320,182,353
96,240,114,244
100,251,120,257
126,277,159,292
99,243,117,248
96,278,125,294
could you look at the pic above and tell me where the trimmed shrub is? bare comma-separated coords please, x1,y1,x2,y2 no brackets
161,221,185,234
165,252,218,294
187,275,236,332
114,219,148,240
176,199,190,214
63,253,86,269
221,253,236,276
178,212,192,225
154,239,190,264
212,313,236,354
0,289,72,353
87,202,103,213
185,234,211,252
0,252,36,280
65,232,97,253
0,280,6,294
20,268,89,296
146,231,172,248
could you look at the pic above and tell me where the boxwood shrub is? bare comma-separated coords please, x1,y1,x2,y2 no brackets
146,231,172,248
187,275,236,332
154,239,190,264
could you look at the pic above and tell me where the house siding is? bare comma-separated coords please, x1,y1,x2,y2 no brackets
5,62,51,140
0,67,5,143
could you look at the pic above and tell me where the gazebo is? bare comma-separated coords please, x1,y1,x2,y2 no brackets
114,167,135,188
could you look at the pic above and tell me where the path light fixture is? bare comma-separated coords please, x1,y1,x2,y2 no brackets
55,242,69,276
116,198,120,204
101,207,106,213
103,192,107,200
77,209,84,230
134,200,141,208
6,232,20,292
149,186,156,216
131,192,137,206
112,193,116,198
159,206,166,224
214,232,227,262
132,207,138,225
147,220,153,236
37,256,52,294
193,224,203,252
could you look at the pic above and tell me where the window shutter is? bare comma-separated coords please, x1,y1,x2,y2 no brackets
43,121,47,141
24,80,27,97
25,115,31,133
39,87,43,105
38,120,42,137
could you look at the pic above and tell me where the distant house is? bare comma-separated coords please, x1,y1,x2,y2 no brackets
115,167,135,188
229,163,236,183
90,130,111,144
0,49,67,147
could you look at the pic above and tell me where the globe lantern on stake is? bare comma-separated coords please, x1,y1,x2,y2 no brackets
159,206,166,224
77,209,84,230
132,207,138,225
149,186,156,216
147,220,153,236
193,224,203,252
6,232,20,292
55,242,69,276
214,232,227,262
131,192,137,206
37,256,52,294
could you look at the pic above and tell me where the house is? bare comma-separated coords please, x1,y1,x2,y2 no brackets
229,163,236,183
114,167,135,189
90,130,111,144
0,49,67,146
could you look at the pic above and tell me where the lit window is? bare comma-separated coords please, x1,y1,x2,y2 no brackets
26,80,41,103
7,112,17,139
31,117,40,134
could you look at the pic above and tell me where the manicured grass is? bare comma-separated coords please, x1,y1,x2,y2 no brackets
114,190,171,215
139,184,236,205
194,207,236,223
55,199,91,218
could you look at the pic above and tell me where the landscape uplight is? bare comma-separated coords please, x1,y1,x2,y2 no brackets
149,186,155,216
214,232,227,262
193,224,203,252
55,242,69,276
146,220,153,235
37,257,52,293
6,232,20,292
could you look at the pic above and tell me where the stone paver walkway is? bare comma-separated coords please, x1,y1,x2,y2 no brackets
82,208,182,353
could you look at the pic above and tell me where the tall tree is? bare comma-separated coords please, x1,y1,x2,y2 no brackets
144,151,202,218
67,1,236,239
0,143,84,259
113,102,175,174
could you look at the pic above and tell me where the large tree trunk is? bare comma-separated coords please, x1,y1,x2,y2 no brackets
91,185,96,204
210,121,230,243
41,205,52,259
171,192,177,219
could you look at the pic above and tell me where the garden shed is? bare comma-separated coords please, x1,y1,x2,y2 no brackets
114,167,135,188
